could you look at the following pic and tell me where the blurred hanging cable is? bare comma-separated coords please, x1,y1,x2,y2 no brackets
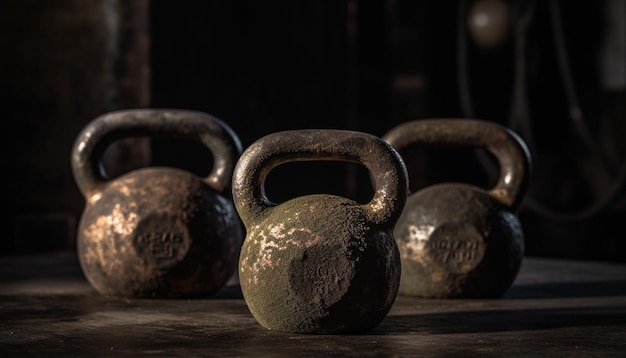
457,0,626,221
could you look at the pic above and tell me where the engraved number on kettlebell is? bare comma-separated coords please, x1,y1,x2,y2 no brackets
293,248,349,306
137,232,184,258
428,231,485,273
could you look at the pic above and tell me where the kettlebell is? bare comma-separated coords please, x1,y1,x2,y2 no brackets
382,119,531,298
71,109,244,298
233,129,408,334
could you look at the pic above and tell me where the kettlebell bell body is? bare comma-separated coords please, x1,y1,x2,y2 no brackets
233,130,408,334
382,119,531,298
71,109,243,298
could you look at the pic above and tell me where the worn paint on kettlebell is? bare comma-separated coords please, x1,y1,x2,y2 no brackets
233,130,408,334
72,109,244,298
383,119,530,298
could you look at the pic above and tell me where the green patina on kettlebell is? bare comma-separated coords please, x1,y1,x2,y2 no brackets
233,130,408,334
71,109,243,298
382,119,531,298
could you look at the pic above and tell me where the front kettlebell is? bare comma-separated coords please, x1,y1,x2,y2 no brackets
382,119,531,298
233,130,408,334
71,109,244,298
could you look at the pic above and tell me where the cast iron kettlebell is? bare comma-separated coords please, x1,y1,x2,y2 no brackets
71,109,244,298
233,130,408,334
382,119,531,298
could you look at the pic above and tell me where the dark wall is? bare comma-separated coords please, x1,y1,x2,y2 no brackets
148,1,396,204
0,0,150,255
2,0,625,263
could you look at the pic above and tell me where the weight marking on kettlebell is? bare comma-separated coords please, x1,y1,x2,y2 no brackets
290,247,352,307
133,214,190,269
136,231,186,259
303,264,343,298
303,265,342,280
400,225,485,274
428,234,485,274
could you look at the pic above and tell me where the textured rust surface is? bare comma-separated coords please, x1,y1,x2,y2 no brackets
383,119,531,298
78,168,243,297
239,195,400,333
233,129,408,334
394,183,523,298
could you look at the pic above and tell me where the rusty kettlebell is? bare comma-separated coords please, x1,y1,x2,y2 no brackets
233,130,408,334
71,109,244,298
382,119,531,298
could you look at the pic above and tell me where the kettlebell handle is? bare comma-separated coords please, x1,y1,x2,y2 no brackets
383,119,531,210
232,129,409,227
71,109,242,201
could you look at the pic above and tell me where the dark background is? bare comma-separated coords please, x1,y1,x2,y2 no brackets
1,0,625,263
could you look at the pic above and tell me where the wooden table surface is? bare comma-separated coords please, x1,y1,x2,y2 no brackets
1,250,625,357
